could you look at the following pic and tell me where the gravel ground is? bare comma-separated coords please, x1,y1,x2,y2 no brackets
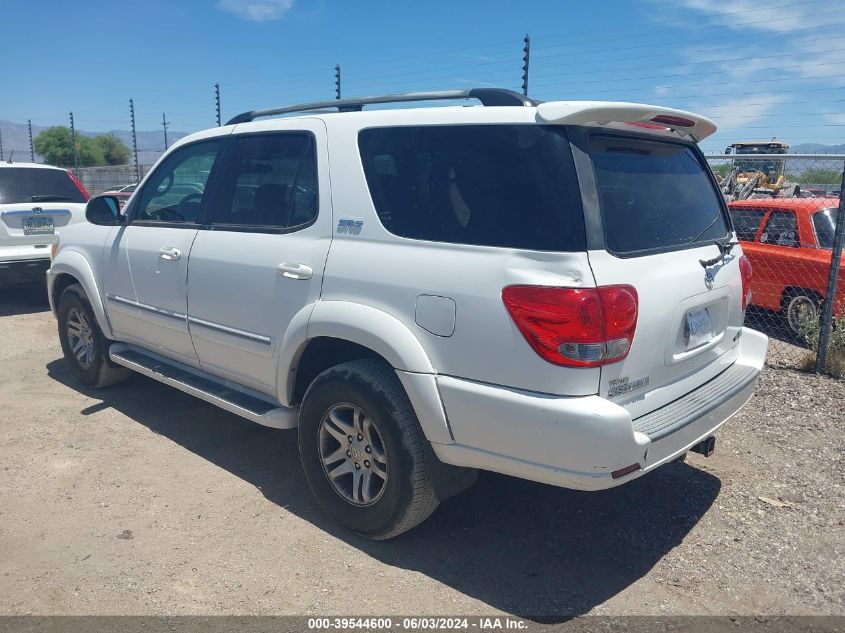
0,286,843,619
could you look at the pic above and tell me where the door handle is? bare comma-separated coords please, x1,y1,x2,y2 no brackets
159,247,182,261
277,263,313,280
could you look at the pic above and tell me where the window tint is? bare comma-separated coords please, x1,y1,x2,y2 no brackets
358,125,584,251
813,208,837,248
0,168,86,204
760,210,799,248
134,140,221,224
589,136,728,255
729,207,767,241
212,133,318,229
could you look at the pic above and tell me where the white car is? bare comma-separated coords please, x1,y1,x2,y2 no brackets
47,89,768,539
0,162,89,287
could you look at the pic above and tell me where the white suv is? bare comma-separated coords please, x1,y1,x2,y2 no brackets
1,162,89,287
47,89,768,539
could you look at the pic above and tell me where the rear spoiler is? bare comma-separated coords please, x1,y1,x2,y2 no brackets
537,101,717,143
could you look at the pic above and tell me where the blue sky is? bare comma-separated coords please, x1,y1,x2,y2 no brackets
3,0,844,152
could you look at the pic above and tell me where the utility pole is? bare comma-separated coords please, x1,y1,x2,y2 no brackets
0,128,4,161
129,99,139,181
161,112,170,150
335,64,341,100
28,119,35,162
215,82,222,126
69,111,78,171
521,34,531,96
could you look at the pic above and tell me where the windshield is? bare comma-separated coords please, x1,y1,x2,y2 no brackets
734,159,784,175
590,136,729,255
812,208,838,248
0,167,87,204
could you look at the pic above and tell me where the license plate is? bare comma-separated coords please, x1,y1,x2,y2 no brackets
685,307,712,349
23,216,54,235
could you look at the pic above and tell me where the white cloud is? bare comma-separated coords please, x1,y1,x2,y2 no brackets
670,0,829,32
703,94,787,129
216,0,294,21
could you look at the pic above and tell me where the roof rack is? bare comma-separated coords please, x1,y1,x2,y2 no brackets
226,88,540,125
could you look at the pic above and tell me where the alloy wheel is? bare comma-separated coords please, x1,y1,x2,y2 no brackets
318,403,389,506
66,307,96,370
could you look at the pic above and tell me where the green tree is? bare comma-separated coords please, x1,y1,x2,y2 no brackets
33,127,104,167
709,162,733,179
799,168,842,185
94,134,130,165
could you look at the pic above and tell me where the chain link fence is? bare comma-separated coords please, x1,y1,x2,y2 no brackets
705,153,845,377
74,164,154,196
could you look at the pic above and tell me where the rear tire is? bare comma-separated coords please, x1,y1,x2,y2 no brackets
57,284,131,388
782,289,821,338
298,358,442,540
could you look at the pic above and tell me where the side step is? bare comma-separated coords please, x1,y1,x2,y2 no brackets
109,343,297,429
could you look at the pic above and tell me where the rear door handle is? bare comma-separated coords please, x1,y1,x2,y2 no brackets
277,263,313,280
159,247,182,261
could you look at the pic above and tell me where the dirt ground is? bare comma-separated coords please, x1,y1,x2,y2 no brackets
0,286,842,619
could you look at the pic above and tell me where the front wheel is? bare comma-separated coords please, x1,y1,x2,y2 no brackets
57,284,131,388
298,359,440,540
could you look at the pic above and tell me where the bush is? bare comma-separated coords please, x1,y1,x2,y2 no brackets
800,316,845,377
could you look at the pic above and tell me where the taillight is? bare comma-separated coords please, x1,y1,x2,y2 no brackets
502,285,638,368
67,170,90,201
739,255,752,310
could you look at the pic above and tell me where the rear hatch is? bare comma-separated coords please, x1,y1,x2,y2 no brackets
0,166,88,258
582,133,746,418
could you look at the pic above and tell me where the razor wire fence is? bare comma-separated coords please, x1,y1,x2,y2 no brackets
705,153,845,377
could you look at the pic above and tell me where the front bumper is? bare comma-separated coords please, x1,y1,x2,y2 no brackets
432,327,768,491
0,257,50,287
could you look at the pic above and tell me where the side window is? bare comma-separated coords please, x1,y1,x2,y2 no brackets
211,133,318,230
133,140,222,224
760,210,799,248
729,207,767,241
357,125,585,251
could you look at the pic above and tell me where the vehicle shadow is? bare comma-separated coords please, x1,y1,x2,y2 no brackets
0,285,51,317
47,358,721,621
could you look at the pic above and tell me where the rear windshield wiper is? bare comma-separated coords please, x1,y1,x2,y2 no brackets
700,240,738,268
30,195,74,203
689,213,724,244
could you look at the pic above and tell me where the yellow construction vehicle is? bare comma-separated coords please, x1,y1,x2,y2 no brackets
719,139,799,200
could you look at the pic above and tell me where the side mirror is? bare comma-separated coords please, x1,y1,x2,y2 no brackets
85,195,123,226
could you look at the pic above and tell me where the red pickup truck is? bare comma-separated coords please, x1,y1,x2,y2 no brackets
729,198,842,336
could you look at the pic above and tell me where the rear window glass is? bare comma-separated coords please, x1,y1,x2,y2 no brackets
760,210,798,248
813,208,837,248
0,167,86,204
212,132,318,229
589,136,728,255
729,207,767,241
358,125,585,251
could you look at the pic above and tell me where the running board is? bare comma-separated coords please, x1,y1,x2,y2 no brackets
109,343,297,429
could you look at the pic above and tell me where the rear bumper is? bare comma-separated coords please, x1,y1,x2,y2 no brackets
432,327,768,491
0,257,50,287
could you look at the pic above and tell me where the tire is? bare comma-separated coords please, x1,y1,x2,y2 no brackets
57,284,131,388
781,289,821,338
298,358,443,540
